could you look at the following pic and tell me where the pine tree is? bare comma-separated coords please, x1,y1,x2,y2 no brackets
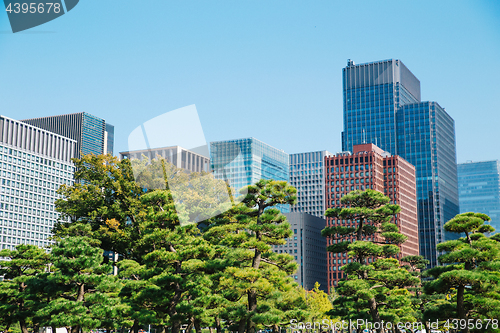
322,189,419,333
0,245,50,333
34,234,120,333
203,179,299,333
424,212,500,333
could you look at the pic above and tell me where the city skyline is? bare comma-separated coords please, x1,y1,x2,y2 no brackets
0,1,498,165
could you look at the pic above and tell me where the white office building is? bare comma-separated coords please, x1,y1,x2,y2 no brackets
0,115,76,250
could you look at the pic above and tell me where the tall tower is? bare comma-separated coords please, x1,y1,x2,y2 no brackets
458,160,500,233
210,137,290,212
342,59,420,154
22,112,114,158
342,59,459,268
290,150,332,218
324,144,418,288
0,115,76,250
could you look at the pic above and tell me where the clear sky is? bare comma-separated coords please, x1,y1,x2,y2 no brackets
0,0,499,163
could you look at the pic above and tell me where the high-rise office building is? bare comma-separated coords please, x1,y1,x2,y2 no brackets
290,151,332,218
397,102,459,266
342,59,459,268
22,112,114,158
342,59,420,154
0,115,76,250
324,144,418,288
120,146,210,173
210,137,290,211
271,212,328,291
458,160,500,233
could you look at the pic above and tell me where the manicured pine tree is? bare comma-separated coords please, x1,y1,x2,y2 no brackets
322,189,419,333
424,212,500,333
203,179,299,333
34,233,120,333
0,245,50,333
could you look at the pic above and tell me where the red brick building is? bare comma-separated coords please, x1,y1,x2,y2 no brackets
324,143,418,289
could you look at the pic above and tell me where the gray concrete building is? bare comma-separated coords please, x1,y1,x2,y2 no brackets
272,212,328,291
290,150,332,218
0,115,76,250
120,146,210,173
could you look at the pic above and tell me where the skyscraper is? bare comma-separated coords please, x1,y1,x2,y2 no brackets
342,59,420,154
342,59,459,268
210,137,290,211
272,212,328,291
397,102,459,266
22,112,114,158
290,150,332,218
0,115,76,250
458,160,500,233
325,144,418,287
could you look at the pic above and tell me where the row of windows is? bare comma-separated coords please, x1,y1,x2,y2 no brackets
0,147,72,170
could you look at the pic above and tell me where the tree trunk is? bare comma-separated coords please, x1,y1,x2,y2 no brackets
171,321,181,333
52,326,57,333
424,321,430,333
247,289,258,333
132,319,140,333
456,285,469,333
194,319,202,333
272,324,279,333
368,297,384,333
238,319,246,333
186,320,194,333
159,326,166,333
215,317,222,333
19,318,29,333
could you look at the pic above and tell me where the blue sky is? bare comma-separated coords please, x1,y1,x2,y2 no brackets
0,0,499,163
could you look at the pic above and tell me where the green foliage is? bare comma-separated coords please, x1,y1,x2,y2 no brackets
324,189,418,328
0,245,50,333
0,154,315,333
423,212,500,332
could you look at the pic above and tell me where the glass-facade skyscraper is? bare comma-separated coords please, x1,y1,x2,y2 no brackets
397,102,459,266
342,59,459,268
290,150,332,218
210,137,290,211
22,112,114,158
342,59,420,154
458,161,500,233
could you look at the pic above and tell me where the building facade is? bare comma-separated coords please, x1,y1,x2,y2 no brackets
324,143,418,288
22,112,114,158
396,101,459,266
342,59,459,268
289,151,332,218
272,212,328,291
458,160,500,233
120,146,210,173
342,59,420,154
210,137,290,211
0,116,76,250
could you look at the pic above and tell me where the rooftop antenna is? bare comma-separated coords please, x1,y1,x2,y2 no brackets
362,129,366,144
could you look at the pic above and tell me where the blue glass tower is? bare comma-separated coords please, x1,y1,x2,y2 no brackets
397,102,459,267
458,161,500,233
210,137,290,211
342,59,420,154
342,59,459,268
